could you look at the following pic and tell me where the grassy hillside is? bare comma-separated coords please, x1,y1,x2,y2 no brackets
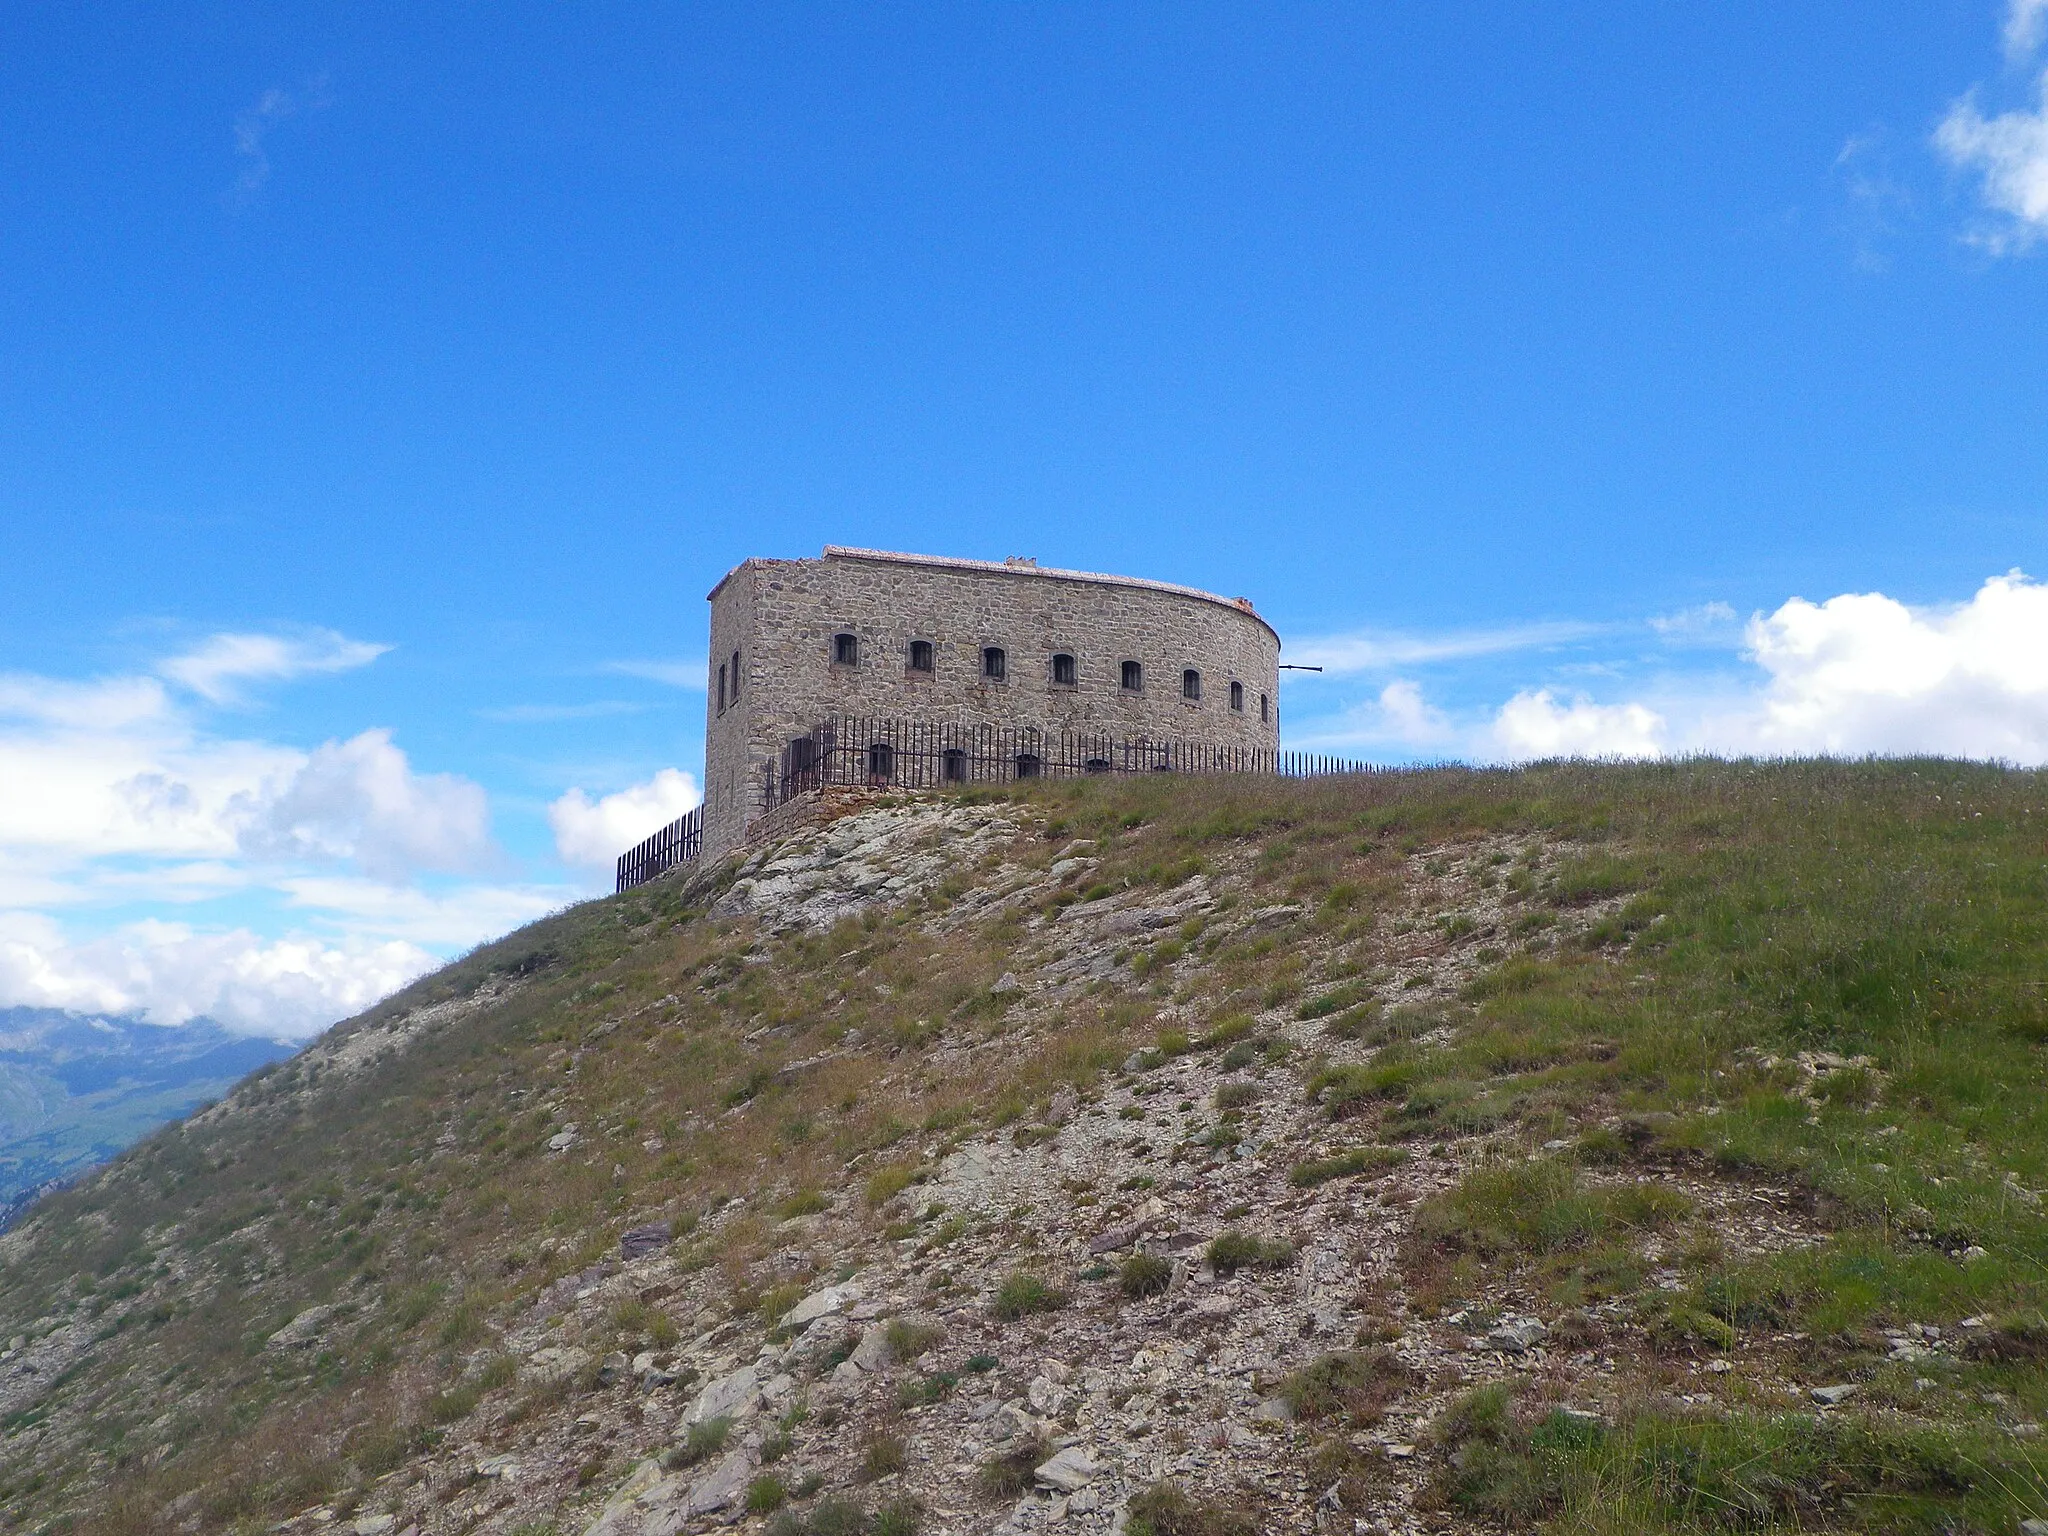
4,760,2048,1535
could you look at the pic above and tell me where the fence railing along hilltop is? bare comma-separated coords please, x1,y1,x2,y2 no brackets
615,805,702,893
616,715,1372,892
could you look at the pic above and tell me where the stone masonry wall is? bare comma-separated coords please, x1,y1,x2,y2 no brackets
702,569,762,859
700,548,1281,858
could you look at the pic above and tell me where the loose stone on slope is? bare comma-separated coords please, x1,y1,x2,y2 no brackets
1034,1443,1100,1493
264,1304,335,1351
619,1221,673,1261
683,1449,755,1516
776,1280,862,1333
685,1363,762,1425
1487,1316,1549,1353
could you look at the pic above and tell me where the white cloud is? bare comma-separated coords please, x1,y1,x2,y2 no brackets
1492,691,1667,760
1647,601,1739,639
2009,0,2048,59
1728,570,2048,757
0,713,488,882
1285,621,1600,676
1290,680,1458,754
229,77,332,204
0,721,299,863
0,673,172,730
274,875,571,947
242,729,494,880
602,659,709,690
549,769,703,870
0,911,432,1040
161,628,389,703
232,87,295,198
1375,680,1451,744
1937,72,2048,249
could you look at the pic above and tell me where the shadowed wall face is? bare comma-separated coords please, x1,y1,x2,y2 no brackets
702,550,1280,856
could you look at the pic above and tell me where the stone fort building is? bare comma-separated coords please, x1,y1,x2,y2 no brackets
696,546,1282,860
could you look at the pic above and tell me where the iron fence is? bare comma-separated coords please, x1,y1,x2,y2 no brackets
761,715,1373,813
616,719,1376,892
616,805,702,892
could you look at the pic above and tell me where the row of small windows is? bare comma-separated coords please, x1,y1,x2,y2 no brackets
830,633,1267,720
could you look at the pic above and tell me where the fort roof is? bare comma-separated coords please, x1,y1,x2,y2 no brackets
707,545,1280,643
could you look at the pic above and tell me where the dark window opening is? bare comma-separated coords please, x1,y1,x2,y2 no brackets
1120,660,1143,691
832,632,858,666
941,747,968,783
1014,752,1042,779
786,736,819,784
717,662,727,713
983,646,1007,681
1229,680,1244,712
730,650,741,700
1260,693,1270,723
907,639,934,673
867,742,895,781
1182,668,1201,701
1083,757,1110,774
1051,652,1077,686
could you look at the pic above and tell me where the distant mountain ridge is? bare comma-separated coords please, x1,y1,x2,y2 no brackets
0,1008,295,1224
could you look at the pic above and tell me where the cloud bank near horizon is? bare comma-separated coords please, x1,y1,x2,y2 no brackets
0,632,646,1040
1287,571,2048,767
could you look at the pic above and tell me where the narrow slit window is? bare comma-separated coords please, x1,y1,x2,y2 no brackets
983,646,1007,681
717,662,727,713
907,639,934,673
730,650,740,700
1182,668,1201,701
1051,652,1077,686
1229,680,1244,712
1260,692,1270,723
1120,660,1143,691
833,632,858,666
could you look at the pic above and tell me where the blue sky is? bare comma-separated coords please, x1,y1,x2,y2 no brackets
4,3,2047,1037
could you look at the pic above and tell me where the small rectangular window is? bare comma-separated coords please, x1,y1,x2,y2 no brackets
907,639,934,672
1051,653,1076,686
1120,660,1143,691
833,632,858,666
1182,668,1201,701
1229,681,1244,712
983,646,1007,681
1260,692,1270,723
